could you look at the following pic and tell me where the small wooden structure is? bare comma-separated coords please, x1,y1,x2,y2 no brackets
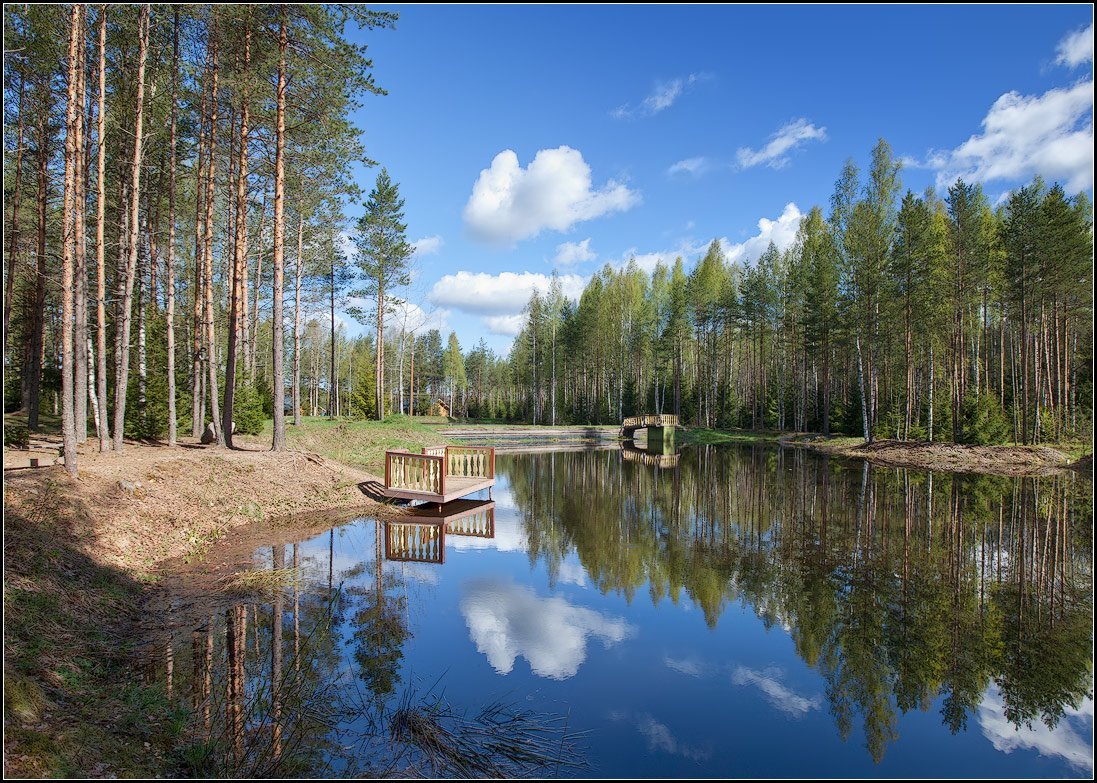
622,444,680,469
383,445,495,505
621,414,680,438
429,399,450,417
384,500,496,564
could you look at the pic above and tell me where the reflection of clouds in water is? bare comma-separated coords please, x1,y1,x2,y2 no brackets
730,666,821,718
397,561,441,586
608,710,711,761
556,559,588,587
448,510,527,553
664,655,708,678
978,686,1093,774
461,578,634,680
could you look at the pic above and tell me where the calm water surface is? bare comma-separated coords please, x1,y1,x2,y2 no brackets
151,445,1094,777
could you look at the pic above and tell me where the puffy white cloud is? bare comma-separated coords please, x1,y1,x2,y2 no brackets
461,578,634,680
730,665,822,718
412,235,444,257
553,238,596,267
463,147,639,245
612,73,710,120
924,80,1094,193
720,202,803,266
667,156,710,177
1056,23,1094,68
736,119,827,170
429,271,586,315
483,314,527,337
978,686,1093,774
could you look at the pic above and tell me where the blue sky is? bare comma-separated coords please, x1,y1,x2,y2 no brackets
334,5,1093,354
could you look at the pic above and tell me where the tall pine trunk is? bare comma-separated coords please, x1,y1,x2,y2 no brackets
94,6,109,450
112,4,148,453
271,9,287,450
166,10,179,445
60,5,83,475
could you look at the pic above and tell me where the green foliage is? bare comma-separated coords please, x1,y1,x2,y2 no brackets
959,391,1010,445
231,382,265,436
350,367,377,420
5,423,30,448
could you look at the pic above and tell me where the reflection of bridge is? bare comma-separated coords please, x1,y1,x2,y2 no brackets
621,445,681,469
384,500,496,564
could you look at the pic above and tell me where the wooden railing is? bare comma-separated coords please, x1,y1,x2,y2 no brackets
443,446,495,479
385,446,496,496
386,450,445,495
622,414,680,429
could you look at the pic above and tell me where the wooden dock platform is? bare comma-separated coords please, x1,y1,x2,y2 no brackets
383,445,495,505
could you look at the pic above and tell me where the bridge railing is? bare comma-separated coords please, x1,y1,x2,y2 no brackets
622,414,680,429
444,446,495,479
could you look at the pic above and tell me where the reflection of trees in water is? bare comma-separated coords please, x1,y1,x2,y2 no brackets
146,523,578,777
502,446,1093,762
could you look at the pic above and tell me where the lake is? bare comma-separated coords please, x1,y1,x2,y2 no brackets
147,444,1094,777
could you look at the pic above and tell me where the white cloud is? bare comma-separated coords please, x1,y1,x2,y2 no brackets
736,119,827,170
731,665,822,718
461,578,634,680
667,156,710,177
553,238,596,267
612,73,710,120
483,314,527,337
924,80,1094,193
412,235,444,257
463,147,639,245
1056,23,1094,68
978,686,1093,774
428,270,587,315
720,202,803,266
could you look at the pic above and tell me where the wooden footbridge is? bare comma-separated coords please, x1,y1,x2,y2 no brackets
383,445,495,505
384,499,496,565
621,414,680,438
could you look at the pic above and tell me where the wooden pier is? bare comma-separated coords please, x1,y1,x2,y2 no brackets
383,445,495,505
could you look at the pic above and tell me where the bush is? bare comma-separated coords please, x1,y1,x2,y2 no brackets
5,424,29,448
231,382,265,436
959,391,1010,445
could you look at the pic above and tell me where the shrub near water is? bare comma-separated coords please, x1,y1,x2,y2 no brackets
960,391,1011,445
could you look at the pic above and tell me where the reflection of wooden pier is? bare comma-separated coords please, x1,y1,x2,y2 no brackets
622,445,681,469
384,500,496,564
383,446,495,505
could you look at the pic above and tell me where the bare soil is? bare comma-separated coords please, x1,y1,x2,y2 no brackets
2,434,392,777
789,436,1076,476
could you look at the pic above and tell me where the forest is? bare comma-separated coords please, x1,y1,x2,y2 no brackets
3,5,1093,482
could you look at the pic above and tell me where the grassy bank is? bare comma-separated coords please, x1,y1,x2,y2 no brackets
239,414,452,473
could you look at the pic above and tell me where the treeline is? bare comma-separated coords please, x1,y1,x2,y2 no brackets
3,4,395,472
491,141,1093,444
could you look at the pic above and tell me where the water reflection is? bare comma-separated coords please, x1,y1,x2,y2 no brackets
143,445,1092,776
461,577,634,679
503,446,1093,766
